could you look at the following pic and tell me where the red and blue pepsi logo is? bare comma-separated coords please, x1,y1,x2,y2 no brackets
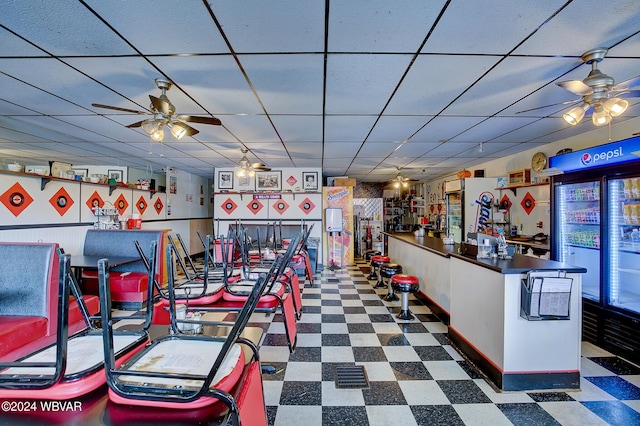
581,152,592,165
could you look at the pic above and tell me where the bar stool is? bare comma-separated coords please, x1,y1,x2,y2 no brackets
379,263,402,298
364,249,380,263
368,255,389,282
391,274,419,320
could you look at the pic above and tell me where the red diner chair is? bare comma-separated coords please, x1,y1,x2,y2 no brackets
0,250,151,400
222,230,302,352
99,241,270,425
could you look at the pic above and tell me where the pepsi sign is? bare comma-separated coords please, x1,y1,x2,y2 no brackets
549,136,640,173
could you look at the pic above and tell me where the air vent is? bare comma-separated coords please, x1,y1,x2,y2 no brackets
335,365,369,389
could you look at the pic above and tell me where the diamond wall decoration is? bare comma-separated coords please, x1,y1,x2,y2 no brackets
1,182,34,217
49,187,74,216
520,192,536,215
136,196,148,215
286,175,297,187
86,191,104,213
154,197,164,215
221,198,238,215
500,194,512,212
299,197,315,215
247,199,264,215
273,199,289,215
115,194,129,216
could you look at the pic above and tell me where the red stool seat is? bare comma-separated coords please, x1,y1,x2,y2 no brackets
391,274,419,292
391,274,419,320
370,255,390,266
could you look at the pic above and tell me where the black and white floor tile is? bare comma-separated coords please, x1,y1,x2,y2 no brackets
252,259,640,426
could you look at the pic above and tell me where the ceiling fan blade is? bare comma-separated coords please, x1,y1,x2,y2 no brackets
180,122,199,137
556,80,593,96
149,95,171,116
91,103,147,114
251,162,270,170
177,115,222,126
613,75,640,91
126,120,146,128
516,99,581,114
614,89,640,99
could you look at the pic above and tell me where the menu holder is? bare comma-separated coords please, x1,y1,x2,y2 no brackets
521,270,572,321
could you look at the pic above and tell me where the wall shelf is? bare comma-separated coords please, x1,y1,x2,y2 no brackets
0,169,159,198
496,181,549,196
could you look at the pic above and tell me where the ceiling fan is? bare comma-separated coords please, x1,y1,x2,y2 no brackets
235,148,271,177
390,167,417,188
92,78,222,140
518,48,640,126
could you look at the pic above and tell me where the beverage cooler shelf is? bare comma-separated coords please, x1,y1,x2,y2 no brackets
618,268,640,275
566,243,600,250
565,221,600,225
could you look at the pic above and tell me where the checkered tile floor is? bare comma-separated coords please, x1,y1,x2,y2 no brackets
250,259,640,425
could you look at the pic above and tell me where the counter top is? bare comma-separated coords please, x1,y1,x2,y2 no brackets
385,232,586,275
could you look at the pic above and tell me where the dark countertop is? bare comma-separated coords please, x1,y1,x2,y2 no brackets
385,232,586,275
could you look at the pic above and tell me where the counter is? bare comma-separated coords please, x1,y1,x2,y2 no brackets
386,232,586,391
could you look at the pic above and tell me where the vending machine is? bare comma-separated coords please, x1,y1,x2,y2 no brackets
550,135,640,364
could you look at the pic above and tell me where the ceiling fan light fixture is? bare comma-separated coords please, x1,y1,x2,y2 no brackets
150,128,164,141
603,97,628,117
236,168,246,177
592,103,611,126
141,119,160,135
563,104,589,125
169,121,188,140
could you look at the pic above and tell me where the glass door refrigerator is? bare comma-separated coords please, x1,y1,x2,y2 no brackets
444,180,463,243
550,136,640,364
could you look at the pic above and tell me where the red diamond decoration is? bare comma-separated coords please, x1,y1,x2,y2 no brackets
1,182,34,217
136,196,148,215
221,198,238,215
500,194,512,212
115,194,129,216
86,191,104,213
247,199,264,215
299,197,315,215
287,175,297,187
273,199,289,215
49,187,74,216
520,192,536,215
154,198,164,214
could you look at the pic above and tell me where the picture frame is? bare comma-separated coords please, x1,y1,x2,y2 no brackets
218,171,234,190
256,171,282,191
74,168,88,179
107,169,123,182
302,171,318,190
49,161,72,178
237,174,252,190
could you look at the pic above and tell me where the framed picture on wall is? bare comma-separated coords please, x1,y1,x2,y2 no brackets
256,171,281,191
218,171,234,190
107,169,123,182
237,174,252,190
302,171,318,190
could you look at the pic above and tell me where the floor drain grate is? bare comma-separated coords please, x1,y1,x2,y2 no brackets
335,365,369,389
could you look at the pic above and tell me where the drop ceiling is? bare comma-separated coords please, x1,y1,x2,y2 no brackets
1,0,640,182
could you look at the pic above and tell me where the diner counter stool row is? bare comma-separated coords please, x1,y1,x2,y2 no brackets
366,252,419,320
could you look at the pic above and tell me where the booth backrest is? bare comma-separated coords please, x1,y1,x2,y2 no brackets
229,224,307,247
83,229,163,274
0,243,58,325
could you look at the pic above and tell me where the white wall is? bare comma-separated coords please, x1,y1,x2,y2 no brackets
423,116,640,237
